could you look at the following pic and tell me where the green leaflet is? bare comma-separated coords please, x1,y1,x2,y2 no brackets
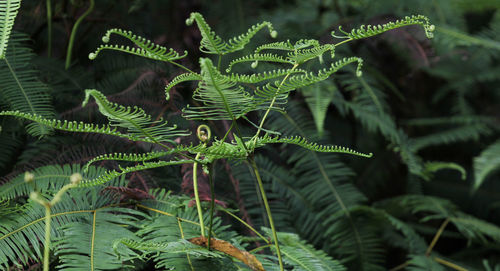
83,89,189,144
473,140,500,190
0,0,21,59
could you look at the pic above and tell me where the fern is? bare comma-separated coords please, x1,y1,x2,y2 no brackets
164,72,202,100
88,28,188,62
332,15,435,40
0,33,55,136
183,58,256,120
0,0,21,59
186,12,276,55
82,89,189,144
473,140,500,191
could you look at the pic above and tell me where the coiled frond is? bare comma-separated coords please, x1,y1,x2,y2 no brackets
226,53,294,72
256,135,373,157
183,58,256,120
164,72,202,100
332,15,435,40
88,28,187,62
186,12,276,55
83,89,189,144
0,0,21,59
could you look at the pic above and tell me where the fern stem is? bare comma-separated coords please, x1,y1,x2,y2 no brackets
193,152,206,237
46,0,52,57
168,60,196,74
249,157,284,271
433,257,468,271
207,164,215,249
65,0,95,69
43,206,51,271
334,38,353,47
426,218,450,256
219,207,269,243
254,63,298,141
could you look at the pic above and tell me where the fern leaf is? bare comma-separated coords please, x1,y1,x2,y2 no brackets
83,89,189,144
89,28,188,62
421,161,467,181
256,135,372,157
226,53,294,72
255,39,320,53
332,15,435,40
115,238,222,258
473,140,500,190
269,230,346,271
410,123,492,151
83,151,178,172
80,159,193,187
302,81,336,136
0,111,152,143
0,0,21,59
0,33,55,137
228,68,306,83
183,58,256,120
186,12,275,55
287,44,335,64
165,72,202,100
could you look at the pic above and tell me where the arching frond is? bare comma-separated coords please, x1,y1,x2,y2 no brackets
0,33,55,137
183,58,256,120
332,15,435,40
83,89,189,144
80,159,193,187
186,12,276,55
228,68,306,83
0,110,149,143
164,72,202,100
88,28,187,62
286,44,335,64
226,53,294,72
83,151,178,172
255,135,372,158
255,39,320,53
421,161,467,181
0,0,21,59
473,140,500,190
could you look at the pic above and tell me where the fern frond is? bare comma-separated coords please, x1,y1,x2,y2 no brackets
473,140,500,190
228,68,306,83
302,81,336,136
255,39,320,53
421,161,467,181
0,164,125,200
186,12,276,55
226,53,295,72
256,135,372,157
116,238,222,258
88,28,187,62
269,230,346,271
0,0,21,59
165,72,202,100
332,15,435,40
410,123,492,151
83,151,178,172
0,111,150,143
287,44,335,64
80,159,193,187
83,89,189,144
183,58,256,120
0,33,55,137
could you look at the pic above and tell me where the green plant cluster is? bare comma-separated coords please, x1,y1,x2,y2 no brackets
0,1,499,270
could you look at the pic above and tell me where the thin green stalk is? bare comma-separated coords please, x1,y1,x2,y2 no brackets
254,63,298,140
249,156,284,271
192,152,205,237
46,0,52,57
65,0,95,69
207,164,215,249
219,207,269,243
43,206,51,271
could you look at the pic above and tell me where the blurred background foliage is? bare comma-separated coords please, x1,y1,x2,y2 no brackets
1,0,500,270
